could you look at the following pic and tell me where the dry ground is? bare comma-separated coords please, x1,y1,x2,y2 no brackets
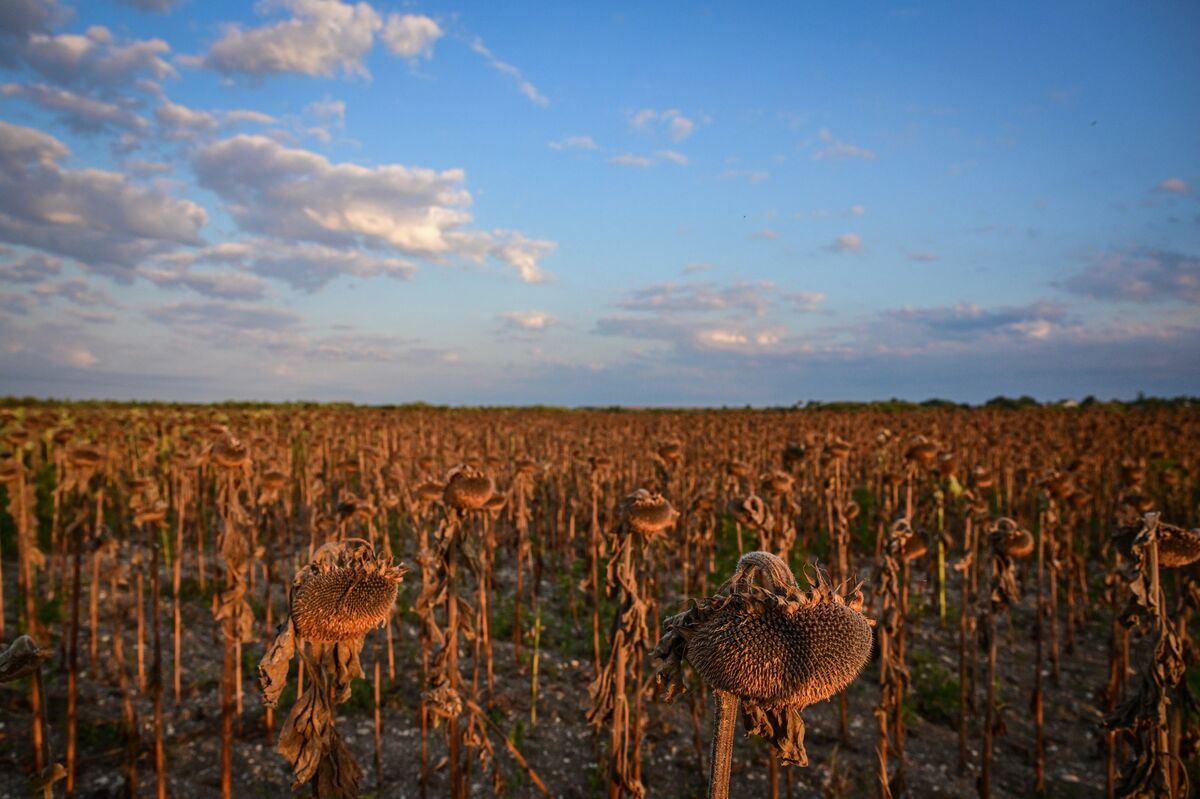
1,556,1119,799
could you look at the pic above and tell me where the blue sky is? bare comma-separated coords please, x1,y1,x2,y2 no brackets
0,0,1197,405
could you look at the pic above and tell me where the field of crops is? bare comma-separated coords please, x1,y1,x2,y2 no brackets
0,402,1197,799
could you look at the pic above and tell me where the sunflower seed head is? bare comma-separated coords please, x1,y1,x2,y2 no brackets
442,464,494,510
656,553,872,709
290,540,406,643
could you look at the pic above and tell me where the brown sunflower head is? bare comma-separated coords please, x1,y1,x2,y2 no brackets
972,466,995,489
657,440,683,463
289,540,406,643
761,470,795,496
1157,523,1200,569
209,435,250,470
656,552,873,710
991,517,1034,559
619,489,678,536
442,464,494,511
66,444,104,471
261,469,288,493
824,439,852,462
904,440,938,465
729,495,771,530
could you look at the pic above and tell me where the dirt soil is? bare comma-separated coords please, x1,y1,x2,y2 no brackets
0,556,1124,799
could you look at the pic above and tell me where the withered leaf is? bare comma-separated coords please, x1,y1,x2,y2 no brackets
277,679,333,788
741,700,808,767
0,635,49,682
258,620,295,708
311,640,365,705
314,730,363,799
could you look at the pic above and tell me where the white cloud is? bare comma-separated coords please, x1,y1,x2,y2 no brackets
849,204,866,216
145,300,301,330
119,0,182,11
468,36,548,107
831,233,861,252
0,0,64,46
548,135,598,151
73,309,115,324
223,109,277,126
618,281,775,316
1063,249,1200,305
137,264,270,300
881,301,1067,346
501,310,555,331
380,13,442,60
609,153,653,168
32,277,115,307
0,251,63,282
596,313,787,355
663,110,695,142
696,328,747,347
66,348,97,367
812,128,875,161
152,238,416,292
192,134,469,252
1155,177,1189,194
751,229,779,241
23,26,176,90
155,97,218,138
2,82,148,134
304,126,332,143
198,0,381,79
138,303,441,365
0,121,207,270
0,120,68,165
123,159,170,176
195,136,556,283
656,149,688,165
721,169,769,183
0,291,32,314
305,97,345,123
630,109,657,129
629,108,700,142
1013,319,1053,340
469,230,554,284
788,292,826,312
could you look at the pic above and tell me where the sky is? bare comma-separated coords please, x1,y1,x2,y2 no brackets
0,0,1197,406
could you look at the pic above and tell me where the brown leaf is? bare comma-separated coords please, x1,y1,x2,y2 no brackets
741,700,808,767
314,730,363,799
277,679,333,787
258,620,295,708
0,635,49,682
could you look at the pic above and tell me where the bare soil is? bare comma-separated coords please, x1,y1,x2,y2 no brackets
1,555,1120,799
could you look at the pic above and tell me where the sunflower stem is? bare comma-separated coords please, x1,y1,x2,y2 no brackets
708,689,738,799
